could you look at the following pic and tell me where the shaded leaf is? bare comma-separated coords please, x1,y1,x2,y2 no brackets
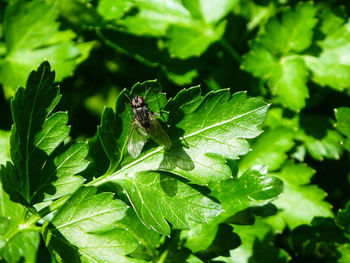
266,163,333,230
118,171,222,235
43,186,143,263
0,62,86,207
0,181,39,263
0,0,93,96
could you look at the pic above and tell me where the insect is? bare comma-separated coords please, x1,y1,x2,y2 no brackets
127,95,172,158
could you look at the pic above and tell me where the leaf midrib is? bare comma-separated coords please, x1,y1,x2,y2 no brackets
96,104,267,185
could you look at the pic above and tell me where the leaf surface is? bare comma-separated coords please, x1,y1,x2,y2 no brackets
119,171,222,235
242,2,316,110
266,163,333,230
239,127,295,173
0,181,39,263
0,0,93,96
102,87,268,186
304,8,350,90
335,107,350,151
0,62,86,207
42,186,143,263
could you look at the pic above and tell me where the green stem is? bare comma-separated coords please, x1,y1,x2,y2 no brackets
157,248,169,263
219,38,242,63
19,195,70,232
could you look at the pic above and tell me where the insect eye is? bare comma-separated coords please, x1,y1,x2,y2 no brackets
138,97,144,105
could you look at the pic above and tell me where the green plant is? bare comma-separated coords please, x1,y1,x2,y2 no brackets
1,0,350,262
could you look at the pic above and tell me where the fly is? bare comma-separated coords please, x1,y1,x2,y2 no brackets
127,95,172,158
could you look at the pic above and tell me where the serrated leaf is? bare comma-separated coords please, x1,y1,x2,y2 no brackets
304,8,350,91
258,2,316,54
239,127,295,173
265,163,333,230
242,2,316,111
0,0,93,96
0,62,86,207
118,170,222,235
96,87,269,234
42,186,143,263
183,167,283,253
100,87,268,187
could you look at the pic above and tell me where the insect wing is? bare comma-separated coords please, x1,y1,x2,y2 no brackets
148,116,172,149
127,122,148,158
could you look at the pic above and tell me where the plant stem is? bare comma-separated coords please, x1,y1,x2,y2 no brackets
19,196,70,230
219,38,242,63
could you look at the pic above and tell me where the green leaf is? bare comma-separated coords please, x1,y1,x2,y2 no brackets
239,127,295,173
0,0,93,96
0,62,86,207
210,168,283,220
233,0,278,31
266,109,343,160
57,0,102,26
296,114,343,160
242,2,317,111
98,29,200,85
337,201,350,234
109,0,192,37
99,0,232,58
118,170,222,235
290,218,348,261
96,87,268,234
116,209,160,260
214,220,290,263
304,8,350,91
166,21,227,59
100,87,268,186
195,0,238,24
265,163,333,230
335,107,350,137
258,2,316,54
0,181,40,263
99,80,166,174
42,186,143,263
338,244,350,263
335,107,350,151
0,130,10,165
0,231,39,263
182,167,283,253
97,0,134,21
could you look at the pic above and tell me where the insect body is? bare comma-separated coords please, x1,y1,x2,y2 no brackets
127,95,172,158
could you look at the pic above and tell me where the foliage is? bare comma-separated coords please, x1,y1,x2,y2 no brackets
0,0,350,262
